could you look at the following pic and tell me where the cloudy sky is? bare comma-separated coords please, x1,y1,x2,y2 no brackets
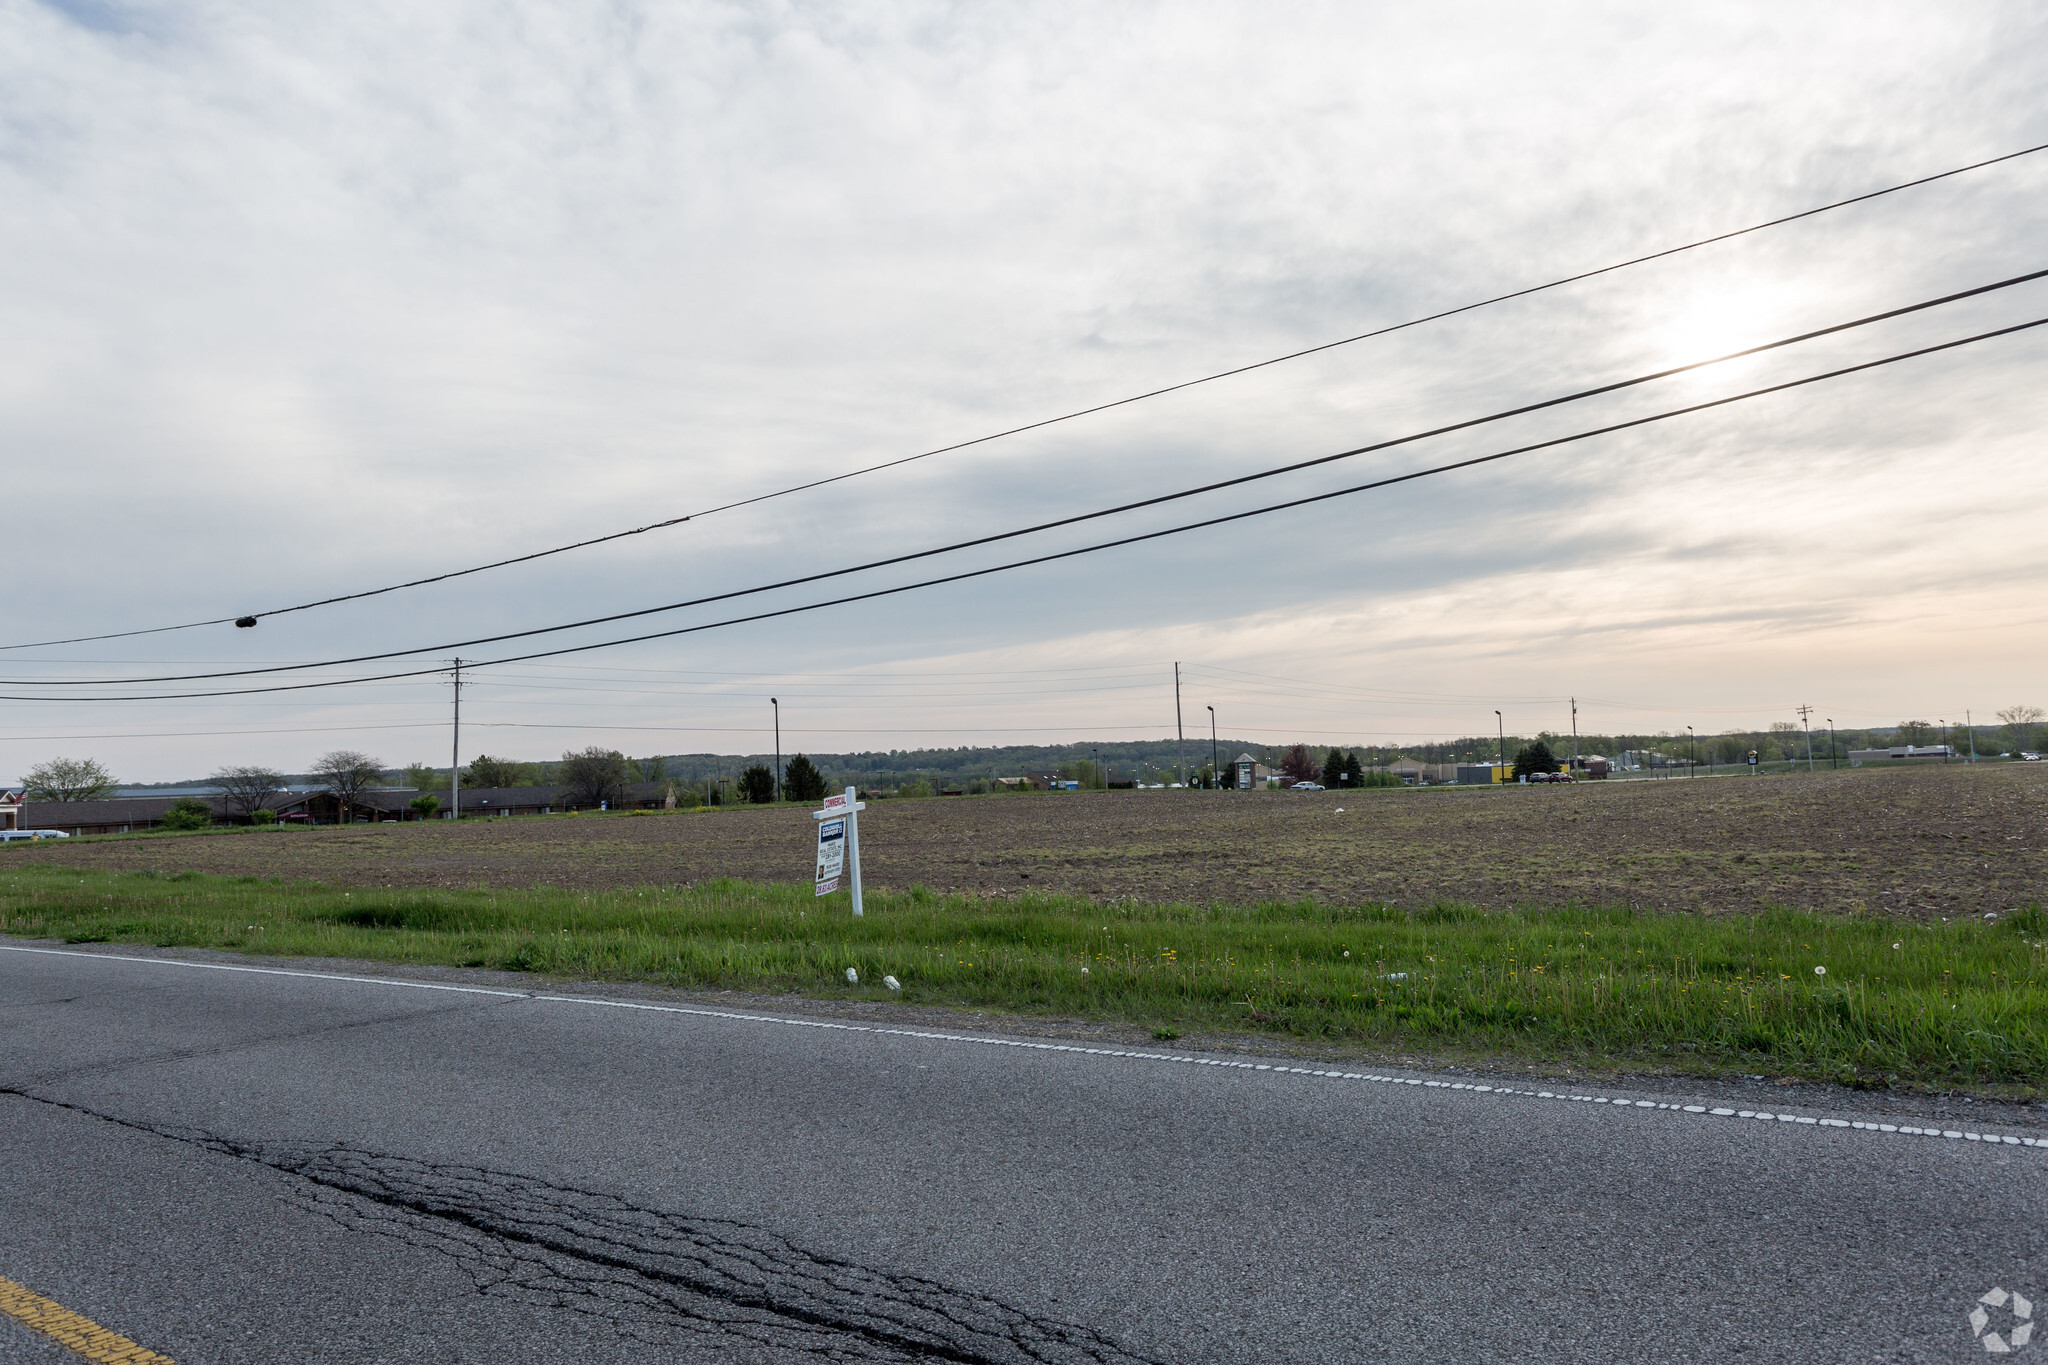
5,1,2047,782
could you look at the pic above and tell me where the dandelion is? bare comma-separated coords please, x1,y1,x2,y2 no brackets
1892,942,1902,950
1813,966,1826,976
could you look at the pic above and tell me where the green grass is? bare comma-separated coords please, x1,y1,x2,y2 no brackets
4,866,2044,1092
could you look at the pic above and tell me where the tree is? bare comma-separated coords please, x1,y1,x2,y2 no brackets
1340,751,1366,787
1896,720,1935,746
638,756,668,783
159,797,213,831
1513,740,1560,780
1997,705,2045,749
401,762,441,791
1279,744,1319,783
210,764,285,823
312,749,384,824
409,794,442,820
558,747,632,808
783,753,828,804
463,755,531,789
738,764,776,804
23,757,116,802
1321,748,1347,788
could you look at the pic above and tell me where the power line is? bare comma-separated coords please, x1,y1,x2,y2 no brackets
15,267,2043,690
7,311,2039,705
7,140,2041,655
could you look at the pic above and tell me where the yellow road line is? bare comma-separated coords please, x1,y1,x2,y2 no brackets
0,1276,175,1363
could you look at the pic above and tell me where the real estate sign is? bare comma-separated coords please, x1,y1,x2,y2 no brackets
811,786,867,915
815,817,846,895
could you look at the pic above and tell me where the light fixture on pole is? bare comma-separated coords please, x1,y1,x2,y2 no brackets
771,697,782,802
1687,724,1695,777
1827,718,1837,769
1495,710,1505,781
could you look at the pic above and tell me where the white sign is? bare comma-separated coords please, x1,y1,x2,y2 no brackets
812,786,867,916
815,816,846,895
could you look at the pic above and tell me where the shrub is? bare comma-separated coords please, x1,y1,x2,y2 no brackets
158,798,213,831
250,809,277,826
408,794,442,820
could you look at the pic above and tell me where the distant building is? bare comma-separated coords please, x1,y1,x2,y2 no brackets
0,788,21,831
1455,762,1514,785
1233,753,1270,790
1847,745,1955,767
1388,756,1458,785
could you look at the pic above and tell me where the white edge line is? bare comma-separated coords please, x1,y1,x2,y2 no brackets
3,942,2041,1152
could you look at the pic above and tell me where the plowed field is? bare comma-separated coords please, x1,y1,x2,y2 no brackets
9,763,2043,918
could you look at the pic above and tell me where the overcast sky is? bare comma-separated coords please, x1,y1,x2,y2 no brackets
5,1,2047,782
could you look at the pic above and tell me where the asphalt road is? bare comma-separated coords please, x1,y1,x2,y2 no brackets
2,941,2043,1363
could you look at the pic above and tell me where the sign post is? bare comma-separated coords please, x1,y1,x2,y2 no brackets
813,786,867,916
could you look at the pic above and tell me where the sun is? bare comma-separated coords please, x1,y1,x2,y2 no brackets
1658,282,1801,375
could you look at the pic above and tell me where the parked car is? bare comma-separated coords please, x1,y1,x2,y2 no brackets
1290,782,1324,791
0,829,69,841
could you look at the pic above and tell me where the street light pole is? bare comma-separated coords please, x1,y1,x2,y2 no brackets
1827,718,1837,769
1495,710,1505,782
771,697,781,802
1687,724,1695,777
1207,705,1218,788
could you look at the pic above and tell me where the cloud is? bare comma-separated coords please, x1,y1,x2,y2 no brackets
4,0,2048,778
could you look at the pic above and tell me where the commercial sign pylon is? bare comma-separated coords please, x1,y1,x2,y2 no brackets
813,786,866,916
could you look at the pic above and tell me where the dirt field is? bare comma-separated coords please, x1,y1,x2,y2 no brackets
8,764,2043,918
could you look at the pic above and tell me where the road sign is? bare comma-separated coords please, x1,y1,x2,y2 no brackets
812,786,867,916
815,817,845,895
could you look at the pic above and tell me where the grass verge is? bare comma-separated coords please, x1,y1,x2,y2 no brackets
3,866,2043,1092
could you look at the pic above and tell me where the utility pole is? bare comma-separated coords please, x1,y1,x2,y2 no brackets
1571,696,1579,772
1797,704,1815,773
1827,718,1837,769
1174,662,1186,788
1940,719,1949,764
450,657,462,820
1207,705,1218,788
1967,709,1978,762
771,697,781,802
1495,710,1505,781
1687,724,1695,777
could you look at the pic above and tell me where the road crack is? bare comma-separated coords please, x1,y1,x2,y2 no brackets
6,1091,1160,1364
